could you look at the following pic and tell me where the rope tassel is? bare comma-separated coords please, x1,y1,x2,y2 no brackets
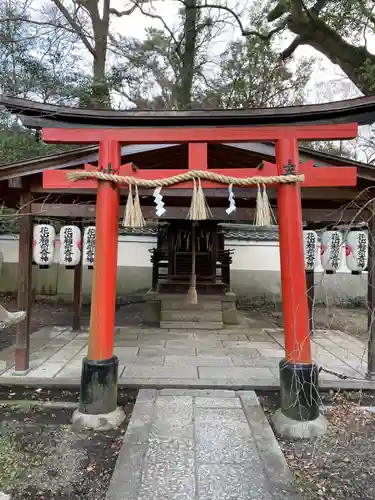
186,221,198,304
133,185,145,228
254,185,276,227
187,179,212,221
122,183,134,227
122,183,145,228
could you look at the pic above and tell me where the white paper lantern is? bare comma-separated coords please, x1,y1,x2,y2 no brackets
303,230,318,271
346,230,368,273
83,226,96,267
59,225,81,267
33,224,55,267
320,230,342,272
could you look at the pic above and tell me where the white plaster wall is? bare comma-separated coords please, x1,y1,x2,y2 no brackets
0,234,368,303
226,239,356,274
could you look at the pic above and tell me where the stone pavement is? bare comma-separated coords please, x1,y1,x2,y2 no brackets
106,389,301,500
0,323,371,389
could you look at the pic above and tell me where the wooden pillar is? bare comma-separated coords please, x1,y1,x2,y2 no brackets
276,138,318,422
151,250,158,291
367,208,375,379
306,270,315,335
211,226,218,282
15,189,33,372
72,220,84,332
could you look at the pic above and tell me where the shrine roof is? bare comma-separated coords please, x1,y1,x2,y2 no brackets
1,141,375,184
1,94,375,127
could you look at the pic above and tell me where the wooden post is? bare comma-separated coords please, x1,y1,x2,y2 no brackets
211,226,218,282
367,207,375,379
151,250,158,291
306,270,315,335
72,220,84,332
15,189,33,372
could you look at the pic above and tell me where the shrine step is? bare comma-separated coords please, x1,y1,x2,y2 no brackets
161,299,222,311
161,310,223,322
160,321,224,330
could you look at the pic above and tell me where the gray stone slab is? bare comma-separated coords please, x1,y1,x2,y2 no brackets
130,356,165,366
137,389,157,402
150,396,194,440
239,392,298,490
194,407,249,427
122,365,198,379
231,356,279,368
106,444,147,500
194,397,242,408
197,463,273,500
160,389,236,397
165,355,234,367
137,457,195,500
139,346,197,356
198,366,276,380
217,334,249,341
114,347,140,357
114,339,167,347
31,326,69,340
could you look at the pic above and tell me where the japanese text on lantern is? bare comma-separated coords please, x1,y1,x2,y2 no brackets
357,232,367,269
85,227,96,265
39,226,51,263
330,232,341,269
62,227,74,264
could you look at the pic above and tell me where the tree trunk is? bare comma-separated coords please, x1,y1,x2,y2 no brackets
92,43,110,107
278,4,375,96
178,0,198,109
84,0,111,108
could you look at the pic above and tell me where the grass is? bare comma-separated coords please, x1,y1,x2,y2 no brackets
0,431,26,489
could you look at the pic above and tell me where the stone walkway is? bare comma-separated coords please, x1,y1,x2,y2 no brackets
0,323,371,389
106,389,301,500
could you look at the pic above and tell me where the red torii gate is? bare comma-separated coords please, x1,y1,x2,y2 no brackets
42,123,358,429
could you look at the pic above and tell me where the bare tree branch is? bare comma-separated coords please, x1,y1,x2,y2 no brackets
176,0,284,39
281,35,303,60
134,1,183,58
109,5,139,16
51,0,95,56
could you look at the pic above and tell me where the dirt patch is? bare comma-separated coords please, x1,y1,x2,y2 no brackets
259,391,375,500
0,390,136,499
0,295,148,353
237,299,368,339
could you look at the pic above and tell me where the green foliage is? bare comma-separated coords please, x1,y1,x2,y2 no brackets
202,36,312,108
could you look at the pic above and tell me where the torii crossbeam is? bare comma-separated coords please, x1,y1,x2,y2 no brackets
42,123,358,430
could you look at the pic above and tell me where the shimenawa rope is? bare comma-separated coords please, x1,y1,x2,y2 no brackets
66,169,304,227
67,169,304,187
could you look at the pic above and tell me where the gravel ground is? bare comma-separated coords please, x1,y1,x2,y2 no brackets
0,389,136,500
259,390,375,500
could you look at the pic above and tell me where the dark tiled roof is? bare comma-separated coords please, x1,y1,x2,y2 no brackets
2,94,375,126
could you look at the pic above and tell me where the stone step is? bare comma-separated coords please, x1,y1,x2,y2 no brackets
161,300,222,311
161,310,223,322
160,321,224,330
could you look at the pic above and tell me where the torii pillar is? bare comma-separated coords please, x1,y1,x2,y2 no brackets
77,140,124,429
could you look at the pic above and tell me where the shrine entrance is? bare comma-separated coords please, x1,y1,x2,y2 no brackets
2,93,370,436
151,221,231,295
37,124,358,433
